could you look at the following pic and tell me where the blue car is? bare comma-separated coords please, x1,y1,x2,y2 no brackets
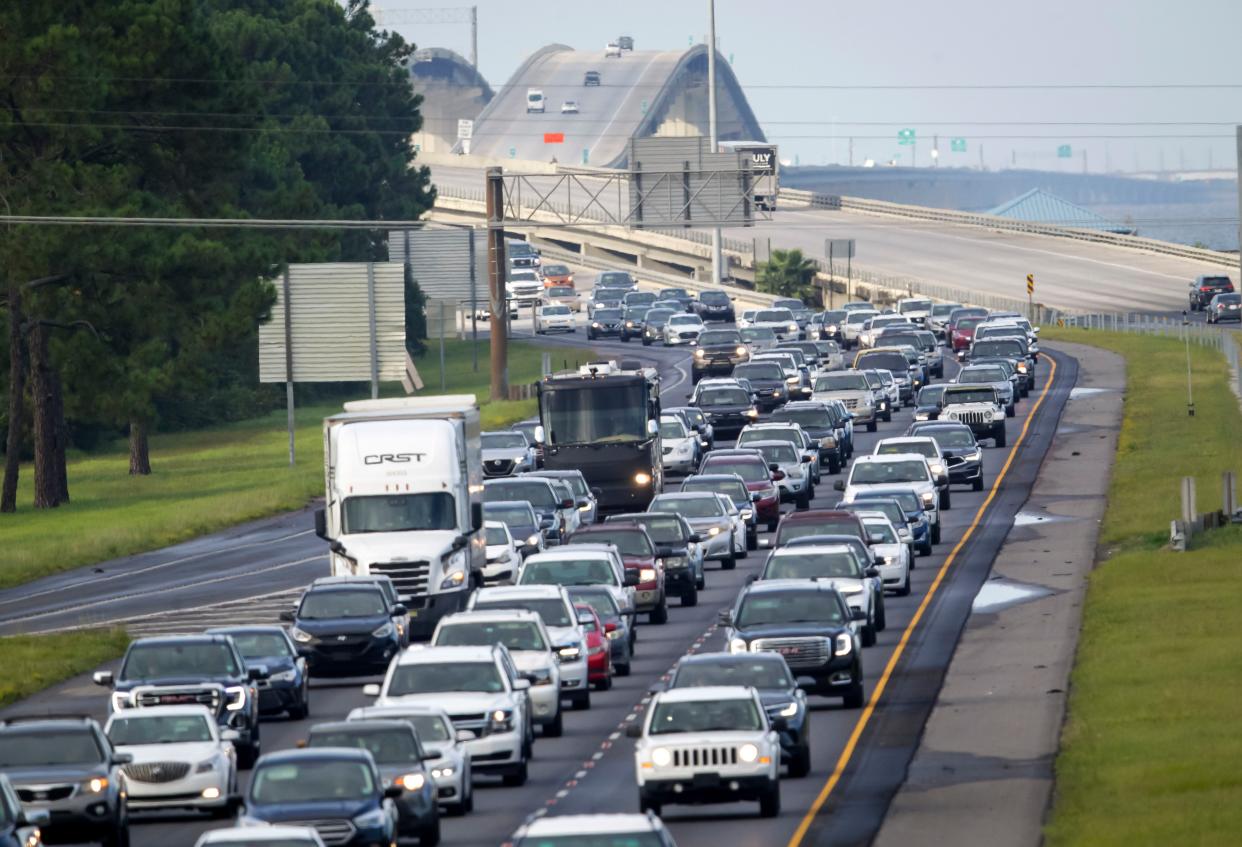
837,491,933,557
281,584,404,677
209,626,310,720
241,748,401,847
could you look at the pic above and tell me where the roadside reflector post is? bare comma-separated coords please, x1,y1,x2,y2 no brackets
1223,471,1237,519
1181,476,1197,530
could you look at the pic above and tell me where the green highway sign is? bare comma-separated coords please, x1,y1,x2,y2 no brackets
950,137,967,153
897,128,916,146
509,147,517,159
1057,144,1072,158
582,148,590,164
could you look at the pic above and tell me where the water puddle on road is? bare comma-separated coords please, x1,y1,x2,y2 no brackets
1012,510,1069,527
972,578,1054,614
1068,387,1115,399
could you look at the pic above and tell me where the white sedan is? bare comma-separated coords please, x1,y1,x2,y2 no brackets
859,514,912,596
561,100,579,114
534,304,576,334
663,314,704,346
105,705,236,815
659,416,700,474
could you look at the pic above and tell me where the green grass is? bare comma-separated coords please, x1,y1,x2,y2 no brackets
1043,328,1242,846
1,339,592,590
0,630,130,709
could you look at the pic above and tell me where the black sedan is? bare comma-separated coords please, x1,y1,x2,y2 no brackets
282,584,405,676
690,383,759,437
693,289,736,322
587,307,624,340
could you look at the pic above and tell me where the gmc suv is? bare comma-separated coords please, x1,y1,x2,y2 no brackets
1189,275,1234,311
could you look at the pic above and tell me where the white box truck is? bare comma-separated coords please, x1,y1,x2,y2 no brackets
314,396,485,640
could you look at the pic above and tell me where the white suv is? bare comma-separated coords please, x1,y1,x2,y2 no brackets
467,585,592,710
836,453,941,542
363,644,534,786
750,308,800,342
431,610,565,736
628,686,782,818
515,545,638,622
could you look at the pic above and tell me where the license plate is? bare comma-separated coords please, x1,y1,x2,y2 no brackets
692,773,722,788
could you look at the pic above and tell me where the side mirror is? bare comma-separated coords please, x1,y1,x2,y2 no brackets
576,498,590,508
717,609,734,626
227,793,246,814
868,534,884,544
623,569,641,587
513,678,531,691
18,809,50,828
833,480,845,491
314,508,328,540
647,419,659,436
422,751,441,762
851,608,867,622
111,752,134,765
248,665,270,682
745,574,758,584
759,537,771,548
689,533,703,543
279,610,296,623
363,683,382,697
655,545,674,558
471,502,484,532
221,729,242,742
93,671,114,687
768,463,780,472
625,723,644,739
534,425,546,444
865,567,880,578
384,785,405,800
590,487,604,499
800,455,812,463
392,604,408,617
456,729,474,742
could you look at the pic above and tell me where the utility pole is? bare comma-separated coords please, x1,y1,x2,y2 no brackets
1083,149,1088,174
485,168,508,401
470,5,478,67
848,137,854,167
1236,127,1241,287
707,0,722,286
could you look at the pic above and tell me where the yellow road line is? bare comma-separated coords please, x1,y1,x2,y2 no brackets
787,354,1061,847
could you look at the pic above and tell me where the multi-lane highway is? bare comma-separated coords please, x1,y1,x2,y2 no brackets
1,270,1076,847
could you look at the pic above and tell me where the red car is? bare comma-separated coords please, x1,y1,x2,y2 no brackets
774,509,868,548
699,451,781,532
950,316,985,357
567,524,668,624
575,603,614,690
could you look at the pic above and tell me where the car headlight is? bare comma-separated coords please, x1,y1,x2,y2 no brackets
695,348,705,358
788,322,798,332
558,643,581,661
592,322,601,328
652,747,672,767
195,759,217,773
354,807,389,828
82,777,109,794
634,472,652,485
523,533,541,548
778,701,800,718
23,829,40,847
431,765,455,778
396,772,426,791
606,628,624,640
677,441,693,454
736,345,748,356
290,626,314,644
639,567,657,583
663,556,688,569
879,556,893,565
914,412,930,421
728,638,749,654
225,685,247,711
929,461,946,476
967,450,983,461
707,526,720,536
835,633,853,656
627,321,634,327
528,667,555,686
738,743,760,763
440,570,467,590
785,375,799,384
372,622,395,638
983,410,994,421
111,691,133,711
746,408,759,417
820,436,837,448
920,491,935,506
838,585,863,596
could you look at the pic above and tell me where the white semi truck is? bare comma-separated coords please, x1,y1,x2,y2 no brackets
314,396,485,640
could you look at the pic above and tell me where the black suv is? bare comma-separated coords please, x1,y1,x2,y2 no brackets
0,716,131,846
907,421,985,491
693,289,736,322
689,383,758,437
95,634,264,768
583,70,601,86
720,580,865,708
692,328,749,381
667,652,813,777
770,401,846,473
1189,275,1234,311
587,307,624,340
730,362,789,412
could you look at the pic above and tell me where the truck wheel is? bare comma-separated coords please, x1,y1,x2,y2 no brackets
861,621,876,647
681,585,698,607
973,475,985,492
721,552,737,571
842,680,865,709
994,426,1007,448
866,421,877,433
789,744,812,778
502,760,528,787
650,598,669,624
939,488,951,510
759,783,781,818
544,708,564,737
931,522,941,545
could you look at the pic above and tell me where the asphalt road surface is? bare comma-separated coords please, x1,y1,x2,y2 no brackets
1,314,1076,847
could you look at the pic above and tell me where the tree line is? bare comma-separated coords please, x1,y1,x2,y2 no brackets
1,0,434,512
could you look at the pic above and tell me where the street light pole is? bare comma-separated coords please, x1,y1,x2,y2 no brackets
707,0,722,286
1183,310,1195,417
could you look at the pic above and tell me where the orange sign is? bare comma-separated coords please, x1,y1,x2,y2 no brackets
544,132,565,144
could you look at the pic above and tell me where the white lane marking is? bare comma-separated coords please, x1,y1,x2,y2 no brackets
609,731,621,741
0,528,314,612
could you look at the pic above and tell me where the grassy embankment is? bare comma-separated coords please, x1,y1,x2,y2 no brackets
1,339,593,590
1042,328,1242,846
0,629,131,710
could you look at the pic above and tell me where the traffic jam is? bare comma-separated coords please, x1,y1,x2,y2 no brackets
0,253,1044,847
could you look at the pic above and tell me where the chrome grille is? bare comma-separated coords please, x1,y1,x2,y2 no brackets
484,459,515,476
751,637,831,668
948,410,991,425
124,761,191,784
841,398,859,409
135,687,222,714
368,560,430,600
307,819,356,847
672,746,739,768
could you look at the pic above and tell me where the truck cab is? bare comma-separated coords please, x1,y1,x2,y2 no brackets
315,396,485,640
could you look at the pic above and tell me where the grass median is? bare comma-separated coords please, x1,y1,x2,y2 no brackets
1043,328,1242,846
0,629,130,710
1,338,594,590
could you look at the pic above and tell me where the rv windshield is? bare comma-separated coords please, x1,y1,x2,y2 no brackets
541,382,649,445
343,493,456,534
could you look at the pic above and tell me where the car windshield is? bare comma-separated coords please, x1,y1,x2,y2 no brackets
436,621,548,652
865,521,898,543
944,389,996,405
388,661,504,695
485,525,510,545
521,557,619,587
738,429,800,449
310,728,419,765
541,382,650,445
851,460,928,484
299,588,387,619
595,309,622,321
734,363,784,381
544,265,570,276
568,588,621,619
650,496,723,518
924,428,977,449
956,317,984,330
668,315,701,327
509,243,536,256
0,730,105,767
752,443,799,464
121,642,239,680
674,659,793,690
661,289,688,299
699,388,750,406
225,632,292,660
917,385,946,405
740,327,777,342
755,309,794,323
251,760,375,804
856,352,910,372
961,367,1006,382
659,420,687,439
778,517,860,543
473,598,572,627
701,291,729,304
877,441,936,459
699,330,741,345
624,307,649,320
543,306,570,316
482,433,528,449
625,293,656,304
932,304,961,317
856,490,922,512
846,312,876,325
973,340,1025,357
736,592,845,626
343,493,456,534
645,309,674,323
549,286,574,297
1217,293,1242,304
817,373,869,391
484,503,536,526
648,698,763,735
571,529,652,556
682,478,747,502
847,501,905,526
599,272,632,287
702,458,766,482
899,299,932,313
107,715,213,747
486,481,558,508
771,407,832,428
766,550,860,579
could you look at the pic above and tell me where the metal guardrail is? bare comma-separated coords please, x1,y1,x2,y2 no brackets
1057,312,1229,351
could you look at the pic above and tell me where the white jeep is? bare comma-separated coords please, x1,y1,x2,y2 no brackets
940,384,1007,447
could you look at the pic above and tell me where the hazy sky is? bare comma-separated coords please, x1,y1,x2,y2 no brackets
376,0,1241,174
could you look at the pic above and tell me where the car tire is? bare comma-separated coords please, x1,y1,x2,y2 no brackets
696,568,706,590
502,760,529,787
722,552,737,570
617,660,631,677
620,335,629,343
828,456,841,474
747,529,758,550
642,336,651,346
919,539,933,556
897,572,912,596
103,816,130,847
939,488,951,510
842,680,865,709
931,522,942,545
882,409,893,423
994,426,1007,448
875,596,887,632
789,744,812,779
544,708,564,737
796,490,810,510
238,739,260,770
596,674,613,691
420,815,442,847
587,331,595,340
1006,402,1016,418
650,598,669,624
973,475,985,491
866,421,877,433
681,585,698,607
759,782,781,818
767,519,779,533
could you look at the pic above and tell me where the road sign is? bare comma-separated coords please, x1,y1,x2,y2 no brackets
508,147,516,159
456,119,473,140
950,137,967,153
897,128,915,146
1057,144,1072,158
826,239,855,259
1026,273,1035,295
640,99,649,115
544,132,565,144
582,148,590,165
